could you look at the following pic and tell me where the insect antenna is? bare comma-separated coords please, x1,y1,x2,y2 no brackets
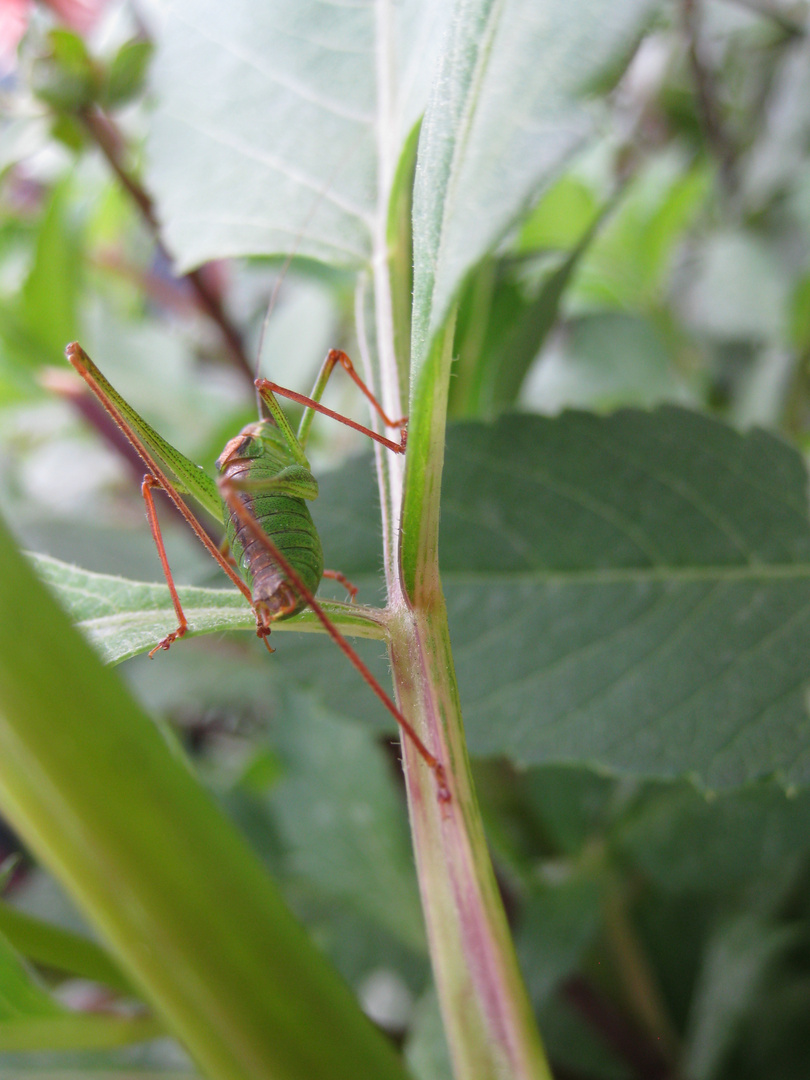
253,138,365,416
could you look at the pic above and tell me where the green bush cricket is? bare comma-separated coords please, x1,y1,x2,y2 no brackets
65,341,449,800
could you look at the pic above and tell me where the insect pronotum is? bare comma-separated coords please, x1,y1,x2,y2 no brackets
65,341,449,801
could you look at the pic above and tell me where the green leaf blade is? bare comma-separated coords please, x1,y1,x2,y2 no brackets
148,1,370,271
146,0,449,272
437,409,810,786
0,900,134,995
278,410,810,790
0,517,410,1080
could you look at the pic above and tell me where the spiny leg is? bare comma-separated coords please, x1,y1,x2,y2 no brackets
219,473,450,803
138,475,256,656
257,348,407,455
142,474,188,656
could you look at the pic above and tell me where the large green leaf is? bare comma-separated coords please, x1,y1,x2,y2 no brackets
36,407,810,788
227,406,810,789
438,408,810,787
147,0,448,271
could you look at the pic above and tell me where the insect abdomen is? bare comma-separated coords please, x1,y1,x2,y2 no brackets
226,490,323,620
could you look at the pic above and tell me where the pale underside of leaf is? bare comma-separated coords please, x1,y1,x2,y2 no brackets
30,555,387,666
147,0,449,272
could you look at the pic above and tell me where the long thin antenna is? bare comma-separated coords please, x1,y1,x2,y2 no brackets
253,135,369,413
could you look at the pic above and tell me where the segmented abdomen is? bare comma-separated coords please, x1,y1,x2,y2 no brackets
224,476,324,621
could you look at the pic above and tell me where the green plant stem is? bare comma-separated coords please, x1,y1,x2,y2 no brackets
603,882,681,1063
374,310,550,1078
388,602,552,1080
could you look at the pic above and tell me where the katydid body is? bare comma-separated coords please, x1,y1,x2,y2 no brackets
65,342,448,798
217,421,324,629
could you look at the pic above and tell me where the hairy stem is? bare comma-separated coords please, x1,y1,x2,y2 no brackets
682,0,736,195
388,322,551,1080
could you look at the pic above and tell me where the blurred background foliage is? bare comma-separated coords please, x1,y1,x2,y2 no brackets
2,1,810,1078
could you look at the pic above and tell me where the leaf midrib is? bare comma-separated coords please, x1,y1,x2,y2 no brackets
441,564,810,584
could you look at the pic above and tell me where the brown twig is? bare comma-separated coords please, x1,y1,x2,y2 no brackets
682,0,737,195
77,106,255,382
560,975,679,1080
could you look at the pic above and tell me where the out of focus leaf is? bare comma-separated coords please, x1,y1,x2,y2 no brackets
680,232,790,343
0,929,159,1051
261,697,425,952
18,182,82,364
524,312,692,414
31,31,98,112
682,915,797,1080
102,40,153,108
615,782,810,894
569,156,710,314
518,176,600,253
517,871,602,1009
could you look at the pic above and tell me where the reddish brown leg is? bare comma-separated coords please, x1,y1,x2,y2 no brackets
141,474,189,657
140,473,258,657
321,349,406,429
257,349,408,455
322,568,358,603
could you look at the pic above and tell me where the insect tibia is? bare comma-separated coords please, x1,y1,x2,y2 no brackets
258,378,408,456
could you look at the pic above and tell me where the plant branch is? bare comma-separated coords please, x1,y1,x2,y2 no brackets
602,882,681,1064
77,107,255,382
682,0,737,195
561,976,678,1080
376,299,550,1077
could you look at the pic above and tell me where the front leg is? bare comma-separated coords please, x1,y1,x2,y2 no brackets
141,474,189,657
